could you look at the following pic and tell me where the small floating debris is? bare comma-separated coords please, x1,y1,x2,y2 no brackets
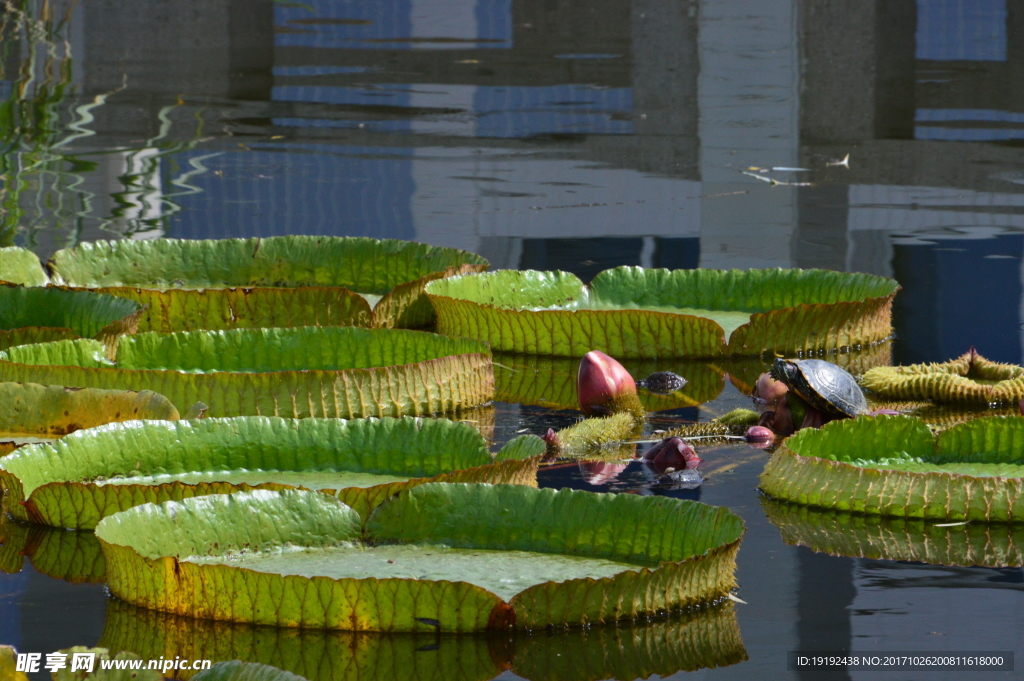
826,153,850,168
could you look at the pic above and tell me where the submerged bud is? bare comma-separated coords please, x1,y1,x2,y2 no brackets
642,436,702,470
577,350,637,416
745,425,774,444
741,428,770,444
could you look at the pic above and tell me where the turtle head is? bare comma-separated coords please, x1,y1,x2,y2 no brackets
769,358,799,385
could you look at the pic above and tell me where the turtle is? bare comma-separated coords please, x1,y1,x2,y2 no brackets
769,358,868,418
636,371,687,395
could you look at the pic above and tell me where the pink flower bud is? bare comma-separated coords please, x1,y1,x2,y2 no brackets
643,437,702,471
753,372,788,413
745,425,774,443
741,421,770,448
577,350,637,416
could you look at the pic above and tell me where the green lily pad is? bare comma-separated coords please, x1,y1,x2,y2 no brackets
0,326,494,418
426,267,898,358
99,598,746,681
1,646,29,681
48,237,489,332
0,516,105,582
760,415,1024,521
0,246,48,286
762,498,1024,568
0,417,538,529
0,283,143,350
493,352,726,411
861,348,1024,405
95,484,744,632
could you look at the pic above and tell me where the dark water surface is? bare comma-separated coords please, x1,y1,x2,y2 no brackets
3,0,1024,679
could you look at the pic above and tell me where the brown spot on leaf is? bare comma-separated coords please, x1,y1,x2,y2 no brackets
486,602,516,630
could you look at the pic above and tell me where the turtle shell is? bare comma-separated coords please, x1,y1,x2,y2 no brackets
637,371,687,395
775,359,868,418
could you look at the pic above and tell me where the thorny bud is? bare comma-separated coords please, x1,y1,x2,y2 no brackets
577,350,637,416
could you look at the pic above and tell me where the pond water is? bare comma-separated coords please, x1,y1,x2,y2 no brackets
3,0,1024,679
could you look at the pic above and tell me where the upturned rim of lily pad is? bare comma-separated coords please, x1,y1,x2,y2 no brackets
426,267,898,358
0,416,539,529
762,497,1024,568
94,484,744,632
0,326,494,418
0,246,48,286
46,236,489,331
0,381,178,440
860,347,1024,405
0,281,144,350
760,414,1024,521
493,352,726,411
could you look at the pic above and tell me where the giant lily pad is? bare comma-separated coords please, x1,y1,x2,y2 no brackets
0,516,105,582
0,381,178,442
0,326,493,418
493,352,725,411
96,484,744,632
0,283,143,351
861,348,1024,405
762,498,1024,568
760,415,1024,521
0,246,47,286
48,237,489,332
426,267,898,358
99,599,745,681
0,417,537,529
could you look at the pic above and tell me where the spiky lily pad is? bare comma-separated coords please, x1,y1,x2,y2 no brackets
99,599,745,681
493,352,725,410
861,349,1024,405
96,484,744,632
0,326,493,418
426,267,898,358
762,498,1024,568
760,415,1024,521
0,417,537,529
0,517,105,582
0,246,48,286
48,237,488,332
0,283,143,350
